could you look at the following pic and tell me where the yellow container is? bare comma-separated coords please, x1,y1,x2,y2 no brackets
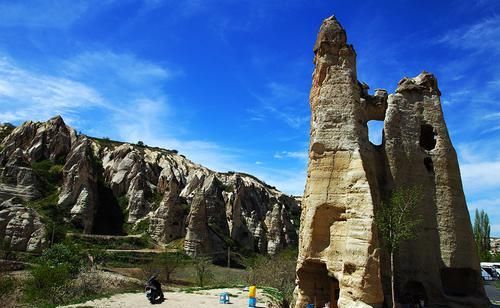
248,285,257,298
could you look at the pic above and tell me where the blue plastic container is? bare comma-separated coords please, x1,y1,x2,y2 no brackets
219,292,230,304
248,297,257,307
306,304,315,308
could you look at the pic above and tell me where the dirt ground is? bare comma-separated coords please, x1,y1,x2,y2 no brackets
63,288,268,308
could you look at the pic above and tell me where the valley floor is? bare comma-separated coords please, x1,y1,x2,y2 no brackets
62,288,267,308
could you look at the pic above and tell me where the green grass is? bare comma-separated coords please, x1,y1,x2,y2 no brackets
66,234,154,250
90,136,125,149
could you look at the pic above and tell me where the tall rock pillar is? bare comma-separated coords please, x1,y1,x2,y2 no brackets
295,16,488,308
295,16,384,308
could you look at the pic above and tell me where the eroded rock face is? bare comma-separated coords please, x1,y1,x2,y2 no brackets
58,138,99,233
295,16,488,308
0,198,47,252
0,116,299,256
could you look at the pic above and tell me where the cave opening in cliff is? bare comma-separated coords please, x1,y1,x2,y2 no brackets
420,124,436,150
297,261,339,308
92,184,125,235
400,280,427,305
367,120,384,146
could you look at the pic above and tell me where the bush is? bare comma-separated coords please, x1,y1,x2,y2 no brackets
155,252,188,283
193,256,214,287
248,249,297,307
24,263,72,306
40,243,85,275
0,274,15,299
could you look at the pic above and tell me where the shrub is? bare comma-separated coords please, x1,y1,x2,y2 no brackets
40,243,85,275
248,249,297,307
0,274,15,299
24,263,72,306
155,252,188,283
193,256,214,287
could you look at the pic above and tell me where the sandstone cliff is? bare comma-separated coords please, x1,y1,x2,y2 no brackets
295,16,488,308
0,117,299,258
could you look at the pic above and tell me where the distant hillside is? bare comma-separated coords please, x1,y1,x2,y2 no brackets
0,116,299,260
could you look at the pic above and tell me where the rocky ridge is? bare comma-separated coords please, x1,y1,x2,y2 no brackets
0,118,299,257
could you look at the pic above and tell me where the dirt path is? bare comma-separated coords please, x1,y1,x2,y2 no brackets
62,288,268,308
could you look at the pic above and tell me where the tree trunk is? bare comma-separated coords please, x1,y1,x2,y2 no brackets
391,251,396,308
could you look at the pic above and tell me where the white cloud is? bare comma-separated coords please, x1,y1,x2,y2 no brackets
0,0,90,28
438,17,500,53
0,56,103,123
468,198,500,214
63,51,173,87
249,82,309,129
461,161,500,194
274,151,308,160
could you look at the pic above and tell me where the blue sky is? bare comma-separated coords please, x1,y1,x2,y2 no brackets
0,0,499,236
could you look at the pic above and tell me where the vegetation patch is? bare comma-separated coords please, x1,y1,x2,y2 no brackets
66,234,154,250
0,123,15,142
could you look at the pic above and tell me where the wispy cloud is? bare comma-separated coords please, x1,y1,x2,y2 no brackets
274,151,307,160
65,51,172,82
0,0,101,29
0,56,103,123
461,161,500,194
249,81,309,129
438,16,500,53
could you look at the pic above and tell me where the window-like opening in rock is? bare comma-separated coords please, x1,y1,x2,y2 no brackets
420,124,436,150
424,157,434,173
367,120,384,145
440,268,479,297
311,142,325,155
297,261,339,308
311,205,346,253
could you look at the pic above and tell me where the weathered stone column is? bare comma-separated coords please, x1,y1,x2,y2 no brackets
295,16,384,308
295,15,488,308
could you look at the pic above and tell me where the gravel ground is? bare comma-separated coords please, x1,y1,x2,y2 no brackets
62,288,268,308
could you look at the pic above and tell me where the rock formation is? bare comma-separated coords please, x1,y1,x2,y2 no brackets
0,198,46,252
0,116,299,258
295,16,488,308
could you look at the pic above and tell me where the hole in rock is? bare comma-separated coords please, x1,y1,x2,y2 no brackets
424,157,434,173
311,205,346,252
420,124,436,150
367,120,384,145
92,185,125,235
440,268,479,297
311,142,325,155
297,261,339,308
400,281,427,305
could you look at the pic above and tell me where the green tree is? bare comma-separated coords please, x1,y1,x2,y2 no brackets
375,186,422,308
248,249,297,307
193,256,213,287
473,209,491,261
155,252,186,283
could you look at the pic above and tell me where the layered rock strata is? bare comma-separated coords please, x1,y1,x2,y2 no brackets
0,198,46,252
295,16,488,308
0,117,299,258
